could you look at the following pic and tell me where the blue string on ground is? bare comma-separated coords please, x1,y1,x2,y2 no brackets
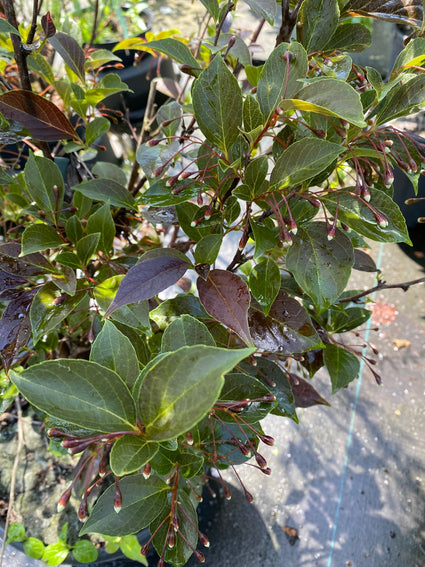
326,243,384,567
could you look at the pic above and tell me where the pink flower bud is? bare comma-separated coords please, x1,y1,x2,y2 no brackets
58,487,72,512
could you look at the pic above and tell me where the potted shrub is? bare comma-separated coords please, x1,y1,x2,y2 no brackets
1,0,425,566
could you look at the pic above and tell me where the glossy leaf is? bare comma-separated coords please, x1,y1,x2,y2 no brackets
0,91,76,141
330,306,371,333
220,372,274,423
65,216,83,244
150,294,210,330
151,447,204,478
343,0,423,25
270,138,344,190
157,101,183,137
51,265,76,296
140,179,200,207
324,343,360,394
250,218,279,259
21,223,62,255
86,203,115,254
241,0,276,24
0,291,35,372
30,283,87,343
85,116,110,147
324,22,372,52
91,162,127,186
194,234,223,265
197,269,253,346
10,359,137,431
375,74,425,125
80,475,168,536
136,345,254,441
287,373,331,407
299,0,339,52
0,269,27,294
24,153,65,213
257,42,308,121
391,37,425,75
239,357,297,420
76,233,100,266
192,54,243,157
353,249,378,272
286,223,354,311
109,436,159,476
249,257,281,316
71,541,98,564
75,178,136,209
280,78,367,128
90,320,139,389
0,243,50,276
245,156,269,195
249,291,322,353
48,32,85,82
105,254,190,316
151,490,198,566
322,189,411,243
161,314,215,351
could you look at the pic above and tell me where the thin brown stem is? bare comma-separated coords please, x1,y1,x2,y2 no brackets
275,0,304,46
214,1,234,46
88,0,99,48
26,0,39,45
0,397,24,567
339,276,425,303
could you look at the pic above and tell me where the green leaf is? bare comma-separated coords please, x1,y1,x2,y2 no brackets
90,320,139,389
299,0,340,52
375,74,425,125
243,93,264,130
280,78,367,127
270,138,344,190
80,475,168,536
119,535,148,564
249,257,281,316
91,162,127,186
241,0,276,25
150,294,209,330
250,218,279,259
136,346,255,441
220,372,274,423
391,37,425,76
24,153,64,214
330,306,371,333
5,522,26,544
75,178,136,209
324,22,372,52
21,223,62,255
161,314,215,351
324,343,360,394
257,42,308,121
194,234,223,265
48,32,85,82
200,0,220,19
192,54,242,158
151,490,198,566
150,446,204,478
286,222,354,311
72,540,98,564
0,19,19,35
109,435,159,476
239,357,297,420
28,52,55,84
85,116,110,147
157,101,183,137
65,215,83,244
140,179,200,207
30,283,87,343
86,203,115,254
42,542,70,566
51,264,77,296
85,48,122,70
10,359,137,432
245,156,269,194
322,188,411,244
121,37,199,67
23,538,45,559
342,0,423,26
76,233,100,265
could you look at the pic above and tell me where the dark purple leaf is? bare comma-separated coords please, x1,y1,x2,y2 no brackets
197,269,253,346
105,256,189,317
48,32,85,82
0,91,77,141
248,291,321,354
344,0,423,25
287,373,331,408
0,290,36,372
0,243,51,276
0,269,28,293
41,11,56,39
353,249,378,272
